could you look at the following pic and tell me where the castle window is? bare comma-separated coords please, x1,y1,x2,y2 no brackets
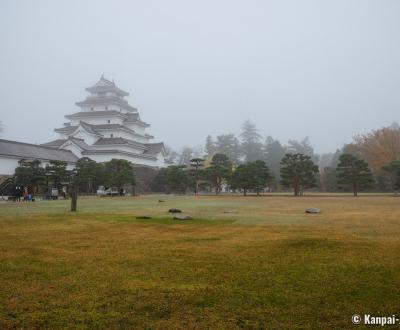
110,134,114,138
107,120,111,123
90,107,94,111
105,106,108,110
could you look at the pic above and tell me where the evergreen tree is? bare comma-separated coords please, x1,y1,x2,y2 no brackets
230,160,271,196
151,166,189,194
336,154,374,196
14,160,46,194
383,160,400,191
240,120,263,162
14,164,33,188
190,158,205,195
320,167,338,192
229,164,253,196
215,134,241,164
76,157,98,193
264,136,286,182
205,135,215,158
287,137,319,164
205,153,232,194
104,159,135,194
280,153,319,196
166,166,189,193
249,160,271,195
45,160,69,190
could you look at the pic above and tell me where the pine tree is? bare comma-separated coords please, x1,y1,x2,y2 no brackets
190,158,205,195
229,164,253,196
205,153,232,194
205,135,215,158
215,134,241,164
240,120,263,162
383,160,400,191
104,159,135,195
264,136,286,182
336,154,374,196
280,153,319,196
249,160,271,195
229,160,271,196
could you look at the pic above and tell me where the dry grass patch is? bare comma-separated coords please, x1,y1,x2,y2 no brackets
1,194,400,329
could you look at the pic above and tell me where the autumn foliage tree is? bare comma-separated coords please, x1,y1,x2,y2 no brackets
346,124,400,174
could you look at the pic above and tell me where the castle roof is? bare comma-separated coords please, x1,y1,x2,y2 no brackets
75,95,137,112
85,75,129,97
0,139,78,163
55,121,152,139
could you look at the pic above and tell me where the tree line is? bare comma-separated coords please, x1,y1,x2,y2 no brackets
152,151,398,197
10,121,400,200
165,121,400,194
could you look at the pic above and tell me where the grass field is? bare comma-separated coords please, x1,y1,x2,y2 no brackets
1,194,400,329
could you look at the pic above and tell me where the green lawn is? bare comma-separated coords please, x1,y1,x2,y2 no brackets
1,194,400,329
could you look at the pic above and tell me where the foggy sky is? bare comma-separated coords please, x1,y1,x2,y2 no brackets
0,0,399,154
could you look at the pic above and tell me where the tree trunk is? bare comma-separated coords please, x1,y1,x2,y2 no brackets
256,188,260,196
243,188,247,196
353,182,358,196
70,188,77,212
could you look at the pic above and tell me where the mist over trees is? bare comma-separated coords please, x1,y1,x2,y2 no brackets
167,120,400,193
10,120,400,197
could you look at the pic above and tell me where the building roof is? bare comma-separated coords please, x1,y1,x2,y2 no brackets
85,75,129,97
55,121,151,140
79,121,101,135
75,95,137,112
81,149,158,160
41,139,67,147
61,137,94,150
93,137,146,149
65,110,124,119
0,139,78,163
143,142,165,155
64,111,149,127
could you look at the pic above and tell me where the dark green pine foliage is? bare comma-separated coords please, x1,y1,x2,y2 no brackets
263,136,286,183
75,157,100,193
280,153,319,196
230,160,271,196
166,166,190,194
248,160,271,195
229,164,253,196
104,159,135,194
383,160,400,191
151,166,189,194
240,120,263,162
336,154,374,196
205,153,232,195
45,160,69,189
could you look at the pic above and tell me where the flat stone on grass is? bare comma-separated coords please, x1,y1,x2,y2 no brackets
305,208,321,214
169,208,182,213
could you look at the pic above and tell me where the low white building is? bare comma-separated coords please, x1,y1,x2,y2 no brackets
0,76,170,176
0,139,77,176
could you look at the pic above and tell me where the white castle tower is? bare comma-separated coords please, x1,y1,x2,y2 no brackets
43,75,169,167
